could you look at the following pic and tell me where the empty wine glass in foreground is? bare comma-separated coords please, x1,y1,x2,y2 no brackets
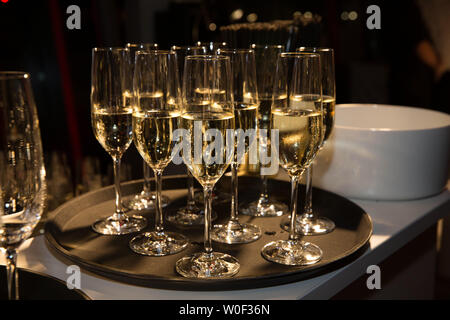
123,42,170,211
176,55,240,278
280,47,336,235
261,52,323,266
0,72,47,299
90,47,147,235
211,49,262,244
129,50,189,256
240,44,289,217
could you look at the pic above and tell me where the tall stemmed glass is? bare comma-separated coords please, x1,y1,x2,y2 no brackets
211,49,262,244
261,53,323,265
123,43,170,211
281,48,336,235
129,50,189,256
191,42,231,207
0,72,47,299
91,47,147,235
240,44,289,217
167,45,209,226
176,55,240,278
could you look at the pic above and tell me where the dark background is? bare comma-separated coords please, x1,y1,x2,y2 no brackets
0,0,448,193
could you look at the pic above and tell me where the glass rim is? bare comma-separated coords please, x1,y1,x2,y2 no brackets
0,71,30,80
125,43,158,48
297,47,334,53
250,44,284,49
135,49,174,56
280,52,320,58
185,55,230,61
93,47,130,52
217,48,254,54
171,45,207,50
134,49,176,58
196,41,227,46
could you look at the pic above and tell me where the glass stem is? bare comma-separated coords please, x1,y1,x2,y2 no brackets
142,160,152,196
186,169,196,209
112,157,125,220
230,162,239,221
203,186,214,254
289,175,300,241
258,125,270,205
154,169,164,233
301,165,315,221
5,248,19,300
258,175,270,205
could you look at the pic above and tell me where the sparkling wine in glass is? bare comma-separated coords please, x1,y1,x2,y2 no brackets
166,45,210,226
240,44,289,217
211,49,262,244
90,47,147,235
123,43,170,211
261,52,323,266
280,47,336,235
176,55,240,278
0,72,47,299
191,42,232,207
129,50,189,256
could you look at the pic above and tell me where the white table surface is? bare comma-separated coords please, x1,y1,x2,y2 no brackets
2,181,449,300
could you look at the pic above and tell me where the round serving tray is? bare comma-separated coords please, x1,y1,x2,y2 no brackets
45,175,372,291
0,266,90,300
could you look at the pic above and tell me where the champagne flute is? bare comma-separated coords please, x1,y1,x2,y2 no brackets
211,49,262,244
176,55,240,278
240,44,289,217
167,45,210,226
123,43,170,211
91,47,147,235
129,50,189,256
280,47,336,235
191,42,231,206
0,72,47,299
261,52,323,265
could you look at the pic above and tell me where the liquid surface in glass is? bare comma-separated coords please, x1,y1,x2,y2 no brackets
180,111,234,187
92,108,133,158
271,108,322,177
133,110,180,170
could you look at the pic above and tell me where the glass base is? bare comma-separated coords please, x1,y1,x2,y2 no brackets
240,199,288,217
261,239,322,266
123,192,169,211
175,252,240,279
280,215,335,235
92,215,147,235
129,231,189,256
211,220,261,244
166,206,217,226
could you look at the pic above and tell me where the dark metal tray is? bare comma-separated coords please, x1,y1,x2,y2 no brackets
0,266,90,300
45,175,372,291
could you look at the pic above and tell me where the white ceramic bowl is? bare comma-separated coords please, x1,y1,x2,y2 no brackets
313,104,450,200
